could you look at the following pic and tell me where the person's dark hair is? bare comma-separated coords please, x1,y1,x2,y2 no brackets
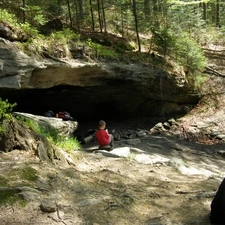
98,120,106,128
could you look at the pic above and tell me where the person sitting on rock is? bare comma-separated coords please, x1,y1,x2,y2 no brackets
96,120,114,150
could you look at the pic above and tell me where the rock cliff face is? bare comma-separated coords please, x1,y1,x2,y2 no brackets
0,37,200,120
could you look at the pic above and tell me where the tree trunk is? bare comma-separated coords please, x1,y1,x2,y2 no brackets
22,0,26,23
66,0,73,28
101,0,107,32
203,2,207,21
216,0,220,27
73,0,80,32
97,0,103,32
152,0,158,13
132,0,141,52
121,4,124,38
89,0,95,31
78,0,85,21
144,0,151,19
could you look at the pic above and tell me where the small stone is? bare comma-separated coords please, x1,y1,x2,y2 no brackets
170,143,183,151
217,134,225,140
217,150,225,157
125,139,140,145
40,198,57,213
99,145,111,151
136,130,147,138
129,134,137,139
163,122,170,130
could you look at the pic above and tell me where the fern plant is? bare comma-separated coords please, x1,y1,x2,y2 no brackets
50,29,80,44
0,9,17,25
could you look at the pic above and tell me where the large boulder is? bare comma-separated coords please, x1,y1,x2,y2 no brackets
13,112,78,138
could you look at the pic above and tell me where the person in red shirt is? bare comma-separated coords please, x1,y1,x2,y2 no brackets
96,120,114,150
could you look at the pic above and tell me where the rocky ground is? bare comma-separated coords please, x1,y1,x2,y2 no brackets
1,111,225,225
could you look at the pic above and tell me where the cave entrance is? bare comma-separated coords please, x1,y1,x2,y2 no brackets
0,84,183,136
1,85,157,121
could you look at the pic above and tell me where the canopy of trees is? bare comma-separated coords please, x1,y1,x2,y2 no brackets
0,0,225,83
1,0,224,40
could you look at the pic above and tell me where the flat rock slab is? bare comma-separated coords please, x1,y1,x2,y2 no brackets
95,147,130,158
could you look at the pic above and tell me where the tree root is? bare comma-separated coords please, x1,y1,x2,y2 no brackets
47,206,71,225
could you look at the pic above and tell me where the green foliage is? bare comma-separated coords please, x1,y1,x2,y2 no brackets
22,117,81,152
0,98,16,139
0,165,37,206
187,71,208,91
21,5,47,26
150,26,175,56
173,33,207,72
86,38,119,60
194,73,208,89
0,8,41,39
0,176,8,186
50,29,80,44
0,98,16,120
125,153,136,161
150,22,207,88
112,41,133,54
20,22,40,37
10,165,38,182
23,118,58,143
39,125,59,143
0,9,17,25
55,136,82,153
151,23,206,71
23,118,40,132
197,26,225,46
168,2,206,34
41,29,81,57
0,189,24,206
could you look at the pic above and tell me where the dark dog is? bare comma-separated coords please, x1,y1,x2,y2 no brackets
210,178,225,224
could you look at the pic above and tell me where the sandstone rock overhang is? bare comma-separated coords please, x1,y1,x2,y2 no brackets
0,38,200,120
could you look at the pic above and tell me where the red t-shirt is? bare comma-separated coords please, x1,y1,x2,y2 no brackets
96,129,110,146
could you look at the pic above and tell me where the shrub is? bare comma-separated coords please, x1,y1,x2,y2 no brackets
173,33,207,72
0,98,16,140
20,22,40,37
0,9,17,25
150,26,175,56
55,136,81,153
86,38,119,60
50,28,80,44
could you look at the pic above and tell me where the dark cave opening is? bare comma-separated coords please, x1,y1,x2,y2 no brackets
0,85,158,122
1,81,199,136
0,84,194,135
